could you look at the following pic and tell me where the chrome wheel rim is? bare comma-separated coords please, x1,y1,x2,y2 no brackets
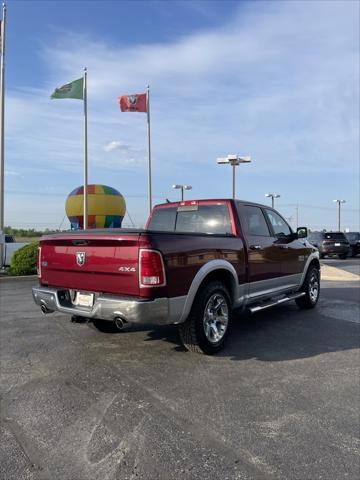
309,272,319,303
203,293,229,344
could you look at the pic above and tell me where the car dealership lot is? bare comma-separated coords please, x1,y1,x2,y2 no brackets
0,275,359,480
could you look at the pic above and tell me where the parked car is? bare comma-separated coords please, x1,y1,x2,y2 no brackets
0,234,29,267
345,232,360,257
306,231,350,259
32,199,320,354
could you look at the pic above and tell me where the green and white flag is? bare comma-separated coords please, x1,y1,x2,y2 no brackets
51,77,83,100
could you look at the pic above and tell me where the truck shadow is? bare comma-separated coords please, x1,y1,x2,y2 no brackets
144,302,359,362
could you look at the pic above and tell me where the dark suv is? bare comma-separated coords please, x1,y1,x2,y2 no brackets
345,232,360,257
307,231,350,259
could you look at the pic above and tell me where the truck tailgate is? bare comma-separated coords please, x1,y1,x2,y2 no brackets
39,234,141,296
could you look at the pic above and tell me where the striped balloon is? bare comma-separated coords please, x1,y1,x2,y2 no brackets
65,184,126,229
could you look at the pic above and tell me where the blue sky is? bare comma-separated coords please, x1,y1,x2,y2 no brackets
4,0,360,230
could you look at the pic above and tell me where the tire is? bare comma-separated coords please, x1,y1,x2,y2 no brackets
338,254,347,259
319,253,325,259
295,265,320,309
178,280,232,355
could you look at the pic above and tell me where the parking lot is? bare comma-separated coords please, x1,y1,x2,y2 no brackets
0,269,359,480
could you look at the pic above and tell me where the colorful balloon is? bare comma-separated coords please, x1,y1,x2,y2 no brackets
65,184,126,229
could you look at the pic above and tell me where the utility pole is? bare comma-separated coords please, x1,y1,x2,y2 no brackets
333,199,346,231
295,204,299,228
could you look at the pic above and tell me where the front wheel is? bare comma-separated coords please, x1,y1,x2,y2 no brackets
179,280,232,354
295,265,320,309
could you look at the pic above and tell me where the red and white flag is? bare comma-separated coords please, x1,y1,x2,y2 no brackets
118,93,147,112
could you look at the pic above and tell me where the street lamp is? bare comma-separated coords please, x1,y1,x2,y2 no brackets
265,193,281,209
217,154,251,199
172,184,192,201
333,199,346,231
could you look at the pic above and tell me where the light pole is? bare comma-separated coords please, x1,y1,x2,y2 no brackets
217,154,251,199
265,193,281,209
172,184,192,201
333,199,346,231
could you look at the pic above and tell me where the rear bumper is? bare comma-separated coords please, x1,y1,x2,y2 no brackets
32,286,174,325
319,246,350,255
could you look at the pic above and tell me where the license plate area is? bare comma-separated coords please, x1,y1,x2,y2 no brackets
334,243,341,246
73,292,94,307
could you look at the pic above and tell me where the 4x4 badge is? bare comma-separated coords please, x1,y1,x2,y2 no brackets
76,252,86,266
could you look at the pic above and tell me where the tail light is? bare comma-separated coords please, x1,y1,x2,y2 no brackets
139,249,166,287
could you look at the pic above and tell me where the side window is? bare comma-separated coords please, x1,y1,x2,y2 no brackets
148,207,177,231
239,205,271,237
265,209,291,237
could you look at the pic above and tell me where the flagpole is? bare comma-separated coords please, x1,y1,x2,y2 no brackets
146,85,152,214
83,67,88,229
0,2,6,266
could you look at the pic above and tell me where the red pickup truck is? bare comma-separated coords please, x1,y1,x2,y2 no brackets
32,199,320,354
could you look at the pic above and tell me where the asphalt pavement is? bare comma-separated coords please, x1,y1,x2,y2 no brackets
0,276,359,480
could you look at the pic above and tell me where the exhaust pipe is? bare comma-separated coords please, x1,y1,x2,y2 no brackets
40,303,54,315
114,316,127,331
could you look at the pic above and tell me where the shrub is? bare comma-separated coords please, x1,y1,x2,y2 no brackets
8,242,39,276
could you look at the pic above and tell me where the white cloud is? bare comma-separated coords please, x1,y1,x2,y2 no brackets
4,170,21,176
103,140,130,152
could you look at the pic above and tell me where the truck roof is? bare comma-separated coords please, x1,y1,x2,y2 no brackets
153,198,272,210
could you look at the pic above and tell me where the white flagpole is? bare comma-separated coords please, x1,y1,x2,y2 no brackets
146,85,152,214
0,2,6,266
83,67,88,229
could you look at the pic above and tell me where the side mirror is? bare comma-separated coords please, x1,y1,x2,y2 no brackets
297,227,308,239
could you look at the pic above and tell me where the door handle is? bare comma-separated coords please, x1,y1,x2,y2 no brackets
250,245,263,250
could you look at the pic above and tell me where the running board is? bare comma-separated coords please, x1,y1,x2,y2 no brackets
249,292,305,313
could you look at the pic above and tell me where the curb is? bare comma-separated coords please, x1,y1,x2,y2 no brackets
321,264,360,282
0,274,37,281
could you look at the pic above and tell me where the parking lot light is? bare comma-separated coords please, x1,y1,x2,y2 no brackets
265,193,281,209
173,184,192,201
217,154,251,199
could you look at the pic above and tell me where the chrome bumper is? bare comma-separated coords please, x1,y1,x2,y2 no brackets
32,286,170,325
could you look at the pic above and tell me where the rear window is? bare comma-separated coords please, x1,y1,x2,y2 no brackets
324,233,347,240
148,203,233,235
346,233,360,241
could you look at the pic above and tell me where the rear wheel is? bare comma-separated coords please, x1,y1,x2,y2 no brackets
319,253,325,259
295,265,320,309
179,280,232,354
338,253,348,259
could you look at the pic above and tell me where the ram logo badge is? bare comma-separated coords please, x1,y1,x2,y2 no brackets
76,252,86,267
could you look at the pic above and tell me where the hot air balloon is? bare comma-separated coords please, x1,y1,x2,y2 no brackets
65,184,126,229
